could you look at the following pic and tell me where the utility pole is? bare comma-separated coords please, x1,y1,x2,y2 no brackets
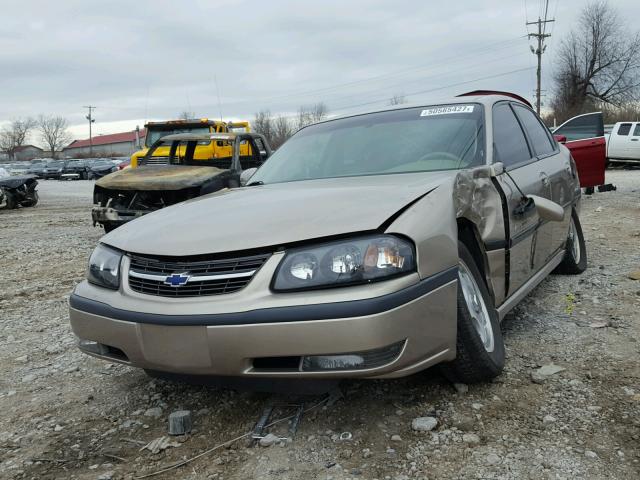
527,17,554,114
83,106,96,156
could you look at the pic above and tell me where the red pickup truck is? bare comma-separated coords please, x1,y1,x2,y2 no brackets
552,112,606,189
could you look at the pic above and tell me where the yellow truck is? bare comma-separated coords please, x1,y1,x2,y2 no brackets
130,118,251,168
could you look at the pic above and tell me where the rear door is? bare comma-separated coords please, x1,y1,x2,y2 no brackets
492,102,551,294
553,112,606,187
512,104,570,260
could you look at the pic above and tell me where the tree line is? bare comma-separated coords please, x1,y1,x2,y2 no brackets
0,116,71,160
548,0,640,124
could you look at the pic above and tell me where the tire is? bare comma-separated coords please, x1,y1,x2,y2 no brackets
21,191,38,207
554,209,587,274
102,223,118,233
440,241,505,383
4,191,18,209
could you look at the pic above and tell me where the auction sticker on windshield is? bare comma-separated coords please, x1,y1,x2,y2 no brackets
420,105,475,116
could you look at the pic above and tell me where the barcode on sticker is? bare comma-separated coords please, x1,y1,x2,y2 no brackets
420,105,474,116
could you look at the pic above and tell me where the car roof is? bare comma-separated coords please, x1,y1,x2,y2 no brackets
307,91,532,127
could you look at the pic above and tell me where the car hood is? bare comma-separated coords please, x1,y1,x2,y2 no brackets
95,165,228,191
104,171,455,256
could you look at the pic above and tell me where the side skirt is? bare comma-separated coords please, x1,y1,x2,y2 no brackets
496,249,564,321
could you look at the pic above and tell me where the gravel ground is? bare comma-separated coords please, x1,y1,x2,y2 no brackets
1,172,639,480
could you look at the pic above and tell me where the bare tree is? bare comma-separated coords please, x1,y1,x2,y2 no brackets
178,110,195,120
253,110,275,145
0,118,36,161
271,115,294,149
388,94,407,106
296,102,328,130
551,1,640,120
37,115,72,159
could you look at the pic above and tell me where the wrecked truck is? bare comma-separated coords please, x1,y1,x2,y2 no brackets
91,132,271,232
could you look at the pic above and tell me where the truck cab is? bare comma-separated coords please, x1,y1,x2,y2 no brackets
606,122,640,164
130,119,251,168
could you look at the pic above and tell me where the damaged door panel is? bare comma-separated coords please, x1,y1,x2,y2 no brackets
91,132,271,232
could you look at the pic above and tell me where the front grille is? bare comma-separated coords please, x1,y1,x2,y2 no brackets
142,156,170,165
127,252,271,297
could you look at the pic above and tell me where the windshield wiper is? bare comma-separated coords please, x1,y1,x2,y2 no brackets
247,181,264,186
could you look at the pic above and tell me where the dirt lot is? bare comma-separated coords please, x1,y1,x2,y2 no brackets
1,172,639,480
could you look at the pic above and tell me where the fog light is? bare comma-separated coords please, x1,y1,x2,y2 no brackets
301,341,405,372
78,339,109,355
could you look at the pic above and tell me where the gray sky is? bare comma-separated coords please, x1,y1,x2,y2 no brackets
1,0,638,143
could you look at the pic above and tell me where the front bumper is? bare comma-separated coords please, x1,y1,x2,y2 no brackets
92,206,149,226
69,268,458,379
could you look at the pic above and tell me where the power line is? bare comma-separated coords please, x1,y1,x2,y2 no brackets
330,66,536,115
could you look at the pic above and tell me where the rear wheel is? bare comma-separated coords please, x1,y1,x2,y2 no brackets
554,209,587,274
440,242,505,383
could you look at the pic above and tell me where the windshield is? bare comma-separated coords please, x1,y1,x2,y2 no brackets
146,126,211,146
48,161,65,168
250,104,485,185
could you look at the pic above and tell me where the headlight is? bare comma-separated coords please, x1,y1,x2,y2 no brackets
273,235,415,291
87,244,122,290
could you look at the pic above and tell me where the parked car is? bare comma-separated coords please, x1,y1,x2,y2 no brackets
91,132,270,232
41,160,68,179
605,122,640,165
69,91,586,386
27,160,47,178
61,159,91,180
552,112,606,187
87,159,118,179
6,163,31,176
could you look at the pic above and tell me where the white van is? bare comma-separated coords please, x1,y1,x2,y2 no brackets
607,122,640,164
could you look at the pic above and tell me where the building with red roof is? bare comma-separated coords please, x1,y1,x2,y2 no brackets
63,128,146,158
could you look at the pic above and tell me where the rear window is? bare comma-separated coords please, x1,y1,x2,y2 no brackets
512,104,555,157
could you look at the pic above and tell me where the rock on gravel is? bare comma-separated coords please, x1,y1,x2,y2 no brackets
462,433,480,444
259,433,279,447
411,417,438,432
531,364,566,383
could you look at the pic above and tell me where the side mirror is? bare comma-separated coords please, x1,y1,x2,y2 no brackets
240,168,257,186
554,134,567,144
490,162,505,177
527,195,565,222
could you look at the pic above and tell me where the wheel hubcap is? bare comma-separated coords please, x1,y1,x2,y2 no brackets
458,261,494,352
569,218,581,264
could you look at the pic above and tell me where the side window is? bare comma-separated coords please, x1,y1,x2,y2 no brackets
633,124,640,137
492,103,532,168
555,113,605,141
512,105,555,156
618,123,632,136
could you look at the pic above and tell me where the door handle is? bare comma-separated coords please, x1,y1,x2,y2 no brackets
631,138,639,142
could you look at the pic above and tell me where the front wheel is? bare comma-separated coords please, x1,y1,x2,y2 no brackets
554,209,587,274
440,242,505,384
21,190,38,207
4,191,18,209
